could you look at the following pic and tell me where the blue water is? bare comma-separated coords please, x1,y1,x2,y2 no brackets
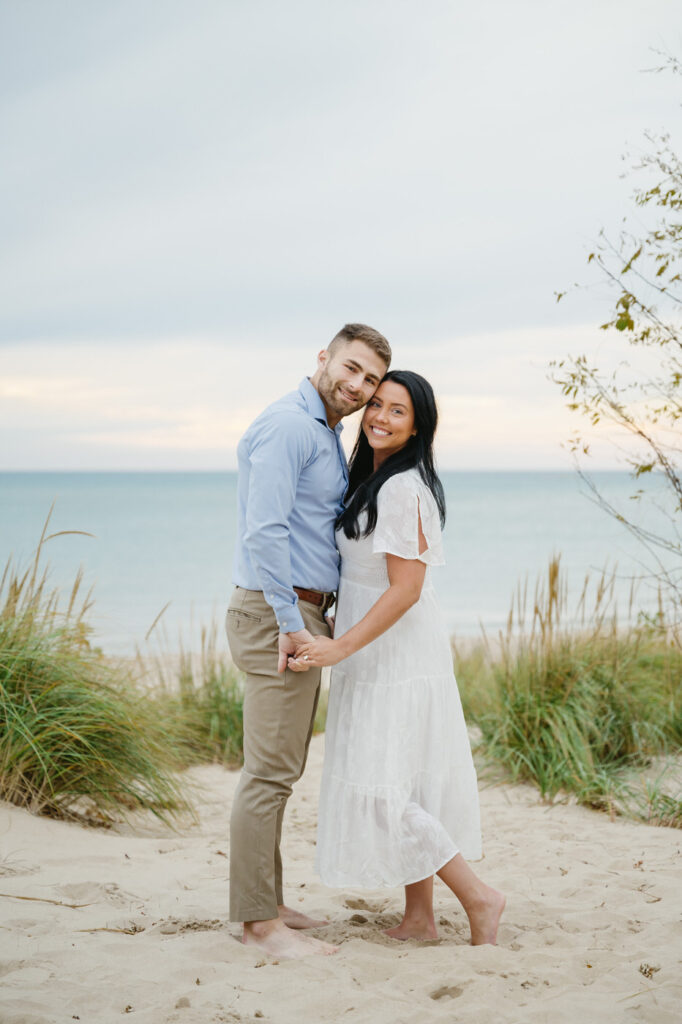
0,471,674,655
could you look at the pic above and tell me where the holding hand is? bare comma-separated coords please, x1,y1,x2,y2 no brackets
290,635,347,669
278,628,314,673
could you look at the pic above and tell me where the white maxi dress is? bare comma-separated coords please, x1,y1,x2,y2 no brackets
316,468,482,888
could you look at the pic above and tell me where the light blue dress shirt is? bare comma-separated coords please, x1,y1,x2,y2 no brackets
232,378,349,633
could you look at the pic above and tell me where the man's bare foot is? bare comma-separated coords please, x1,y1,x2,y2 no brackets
243,918,338,959
384,916,438,941
466,888,506,945
278,904,329,929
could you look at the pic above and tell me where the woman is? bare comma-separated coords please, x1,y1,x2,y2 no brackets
295,370,505,945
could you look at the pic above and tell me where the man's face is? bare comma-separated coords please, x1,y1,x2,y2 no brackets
315,340,387,422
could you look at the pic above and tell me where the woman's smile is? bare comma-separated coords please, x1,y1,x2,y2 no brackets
362,379,416,465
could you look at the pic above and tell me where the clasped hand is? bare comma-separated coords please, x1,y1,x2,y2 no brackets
277,628,314,672
278,628,341,673
288,635,344,670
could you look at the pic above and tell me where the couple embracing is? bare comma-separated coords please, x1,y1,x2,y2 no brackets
226,324,505,960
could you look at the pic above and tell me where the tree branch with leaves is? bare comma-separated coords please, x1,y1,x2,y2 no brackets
551,52,682,616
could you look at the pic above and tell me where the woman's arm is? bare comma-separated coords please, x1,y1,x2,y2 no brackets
291,515,428,669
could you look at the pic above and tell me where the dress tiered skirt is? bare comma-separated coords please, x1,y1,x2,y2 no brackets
316,566,482,889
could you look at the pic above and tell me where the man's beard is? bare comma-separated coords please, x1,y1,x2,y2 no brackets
318,370,364,416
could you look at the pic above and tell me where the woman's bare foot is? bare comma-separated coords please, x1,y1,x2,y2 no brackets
243,918,338,959
384,916,438,941
278,904,329,929
466,889,506,945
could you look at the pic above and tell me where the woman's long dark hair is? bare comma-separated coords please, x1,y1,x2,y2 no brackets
337,370,446,539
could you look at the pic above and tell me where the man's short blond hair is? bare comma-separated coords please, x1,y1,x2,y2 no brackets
328,324,391,368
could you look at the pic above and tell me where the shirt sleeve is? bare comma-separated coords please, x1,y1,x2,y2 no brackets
371,472,445,565
243,411,316,633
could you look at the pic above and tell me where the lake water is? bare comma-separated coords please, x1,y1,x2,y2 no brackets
0,471,674,655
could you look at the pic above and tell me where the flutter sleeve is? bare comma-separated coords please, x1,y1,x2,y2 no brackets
371,471,445,566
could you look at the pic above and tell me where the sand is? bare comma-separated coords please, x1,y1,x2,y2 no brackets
1,735,680,1024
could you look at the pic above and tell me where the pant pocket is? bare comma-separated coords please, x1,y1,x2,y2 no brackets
225,608,251,670
226,596,279,677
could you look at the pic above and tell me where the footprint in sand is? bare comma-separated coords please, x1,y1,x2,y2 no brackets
344,897,386,913
153,917,225,935
0,960,46,979
57,882,141,907
430,984,464,1001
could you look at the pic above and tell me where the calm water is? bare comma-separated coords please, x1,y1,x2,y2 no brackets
0,471,673,654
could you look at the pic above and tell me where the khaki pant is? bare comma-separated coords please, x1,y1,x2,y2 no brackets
226,586,331,922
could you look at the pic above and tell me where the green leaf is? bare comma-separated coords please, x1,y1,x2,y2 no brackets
621,246,642,274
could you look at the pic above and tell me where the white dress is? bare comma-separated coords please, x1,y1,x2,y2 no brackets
316,468,482,888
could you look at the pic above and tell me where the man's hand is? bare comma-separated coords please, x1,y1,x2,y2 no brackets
292,635,346,668
277,628,315,673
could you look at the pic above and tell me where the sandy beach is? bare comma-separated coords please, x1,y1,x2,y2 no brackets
1,735,680,1024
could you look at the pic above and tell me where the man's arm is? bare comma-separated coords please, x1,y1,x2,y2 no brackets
243,412,315,669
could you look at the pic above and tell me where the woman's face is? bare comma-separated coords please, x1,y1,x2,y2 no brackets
362,380,416,461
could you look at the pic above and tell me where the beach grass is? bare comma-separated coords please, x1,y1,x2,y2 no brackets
140,632,332,763
5,518,680,832
0,520,192,824
454,557,682,825
314,681,329,734
139,623,245,768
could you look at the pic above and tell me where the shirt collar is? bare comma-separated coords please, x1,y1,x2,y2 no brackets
299,377,344,434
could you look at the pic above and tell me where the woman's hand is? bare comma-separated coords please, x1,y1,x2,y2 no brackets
290,635,346,668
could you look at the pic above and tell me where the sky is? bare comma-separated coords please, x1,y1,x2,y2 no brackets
1,0,681,470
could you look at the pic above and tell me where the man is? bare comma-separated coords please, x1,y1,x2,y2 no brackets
226,324,391,959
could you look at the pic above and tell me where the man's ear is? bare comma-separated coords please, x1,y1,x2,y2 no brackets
309,349,329,386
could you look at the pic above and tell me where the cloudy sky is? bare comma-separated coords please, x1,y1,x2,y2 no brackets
1,0,680,470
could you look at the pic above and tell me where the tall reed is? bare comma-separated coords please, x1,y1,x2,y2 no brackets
454,557,682,823
0,518,191,823
139,625,329,764
139,620,245,767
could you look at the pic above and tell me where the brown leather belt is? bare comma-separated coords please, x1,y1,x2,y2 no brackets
293,586,334,609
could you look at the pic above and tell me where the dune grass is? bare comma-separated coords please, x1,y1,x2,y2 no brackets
0,520,191,824
454,558,682,825
139,628,331,764
4,517,679,832
139,622,245,768
313,683,329,735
